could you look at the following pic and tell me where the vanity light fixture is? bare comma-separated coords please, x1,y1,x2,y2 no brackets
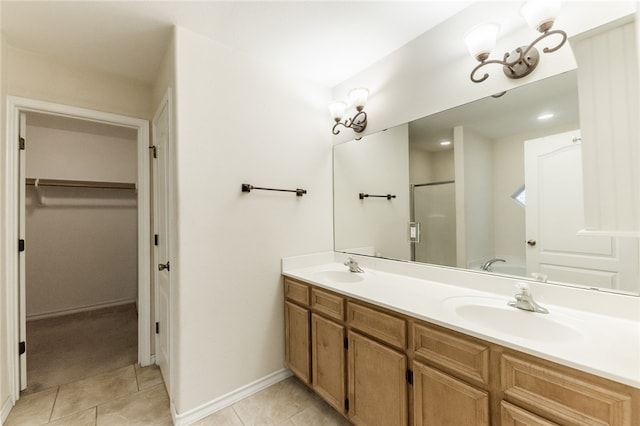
465,0,567,83
329,88,369,136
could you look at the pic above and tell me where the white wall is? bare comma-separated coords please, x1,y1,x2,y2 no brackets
24,120,138,318
334,124,411,260
171,26,333,415
408,145,454,185
455,127,493,267
5,45,152,120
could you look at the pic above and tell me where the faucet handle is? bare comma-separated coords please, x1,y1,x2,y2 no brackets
515,282,530,294
344,256,354,265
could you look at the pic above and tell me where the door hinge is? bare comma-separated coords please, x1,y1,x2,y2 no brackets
154,234,159,246
343,337,348,350
19,137,25,150
344,398,349,412
149,145,157,159
155,322,159,334
406,369,413,385
18,239,25,252
18,341,26,355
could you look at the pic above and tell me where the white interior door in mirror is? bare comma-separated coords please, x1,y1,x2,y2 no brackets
525,130,639,293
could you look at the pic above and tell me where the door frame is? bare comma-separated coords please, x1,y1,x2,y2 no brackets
3,96,152,399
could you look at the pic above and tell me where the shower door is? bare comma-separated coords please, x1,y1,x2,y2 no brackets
411,182,456,267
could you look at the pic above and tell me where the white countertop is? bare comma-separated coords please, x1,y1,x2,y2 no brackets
282,252,640,389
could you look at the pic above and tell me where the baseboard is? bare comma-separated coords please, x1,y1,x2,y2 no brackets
172,368,293,426
1,394,15,424
26,298,137,321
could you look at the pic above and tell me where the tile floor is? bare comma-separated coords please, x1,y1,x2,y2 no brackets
6,304,350,425
6,366,350,425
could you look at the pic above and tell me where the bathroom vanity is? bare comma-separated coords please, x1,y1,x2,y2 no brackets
282,254,640,426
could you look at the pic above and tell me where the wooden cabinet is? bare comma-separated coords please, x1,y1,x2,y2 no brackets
500,351,638,426
311,313,345,413
501,401,559,426
347,330,408,426
283,276,640,425
412,321,490,426
413,361,489,426
284,301,310,383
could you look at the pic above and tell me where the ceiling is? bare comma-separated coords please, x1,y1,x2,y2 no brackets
408,70,579,152
0,1,475,88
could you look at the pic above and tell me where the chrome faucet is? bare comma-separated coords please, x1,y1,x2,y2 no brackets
508,283,549,314
344,257,364,273
481,258,506,271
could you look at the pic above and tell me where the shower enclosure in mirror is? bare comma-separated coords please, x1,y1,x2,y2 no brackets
411,181,456,267
333,69,640,295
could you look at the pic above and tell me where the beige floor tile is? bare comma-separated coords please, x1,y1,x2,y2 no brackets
4,387,58,426
96,383,172,426
51,365,138,420
191,406,243,425
135,364,164,390
289,404,351,426
232,377,318,425
48,407,97,425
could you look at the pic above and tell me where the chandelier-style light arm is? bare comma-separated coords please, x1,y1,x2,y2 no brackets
522,28,567,56
332,110,368,135
470,29,567,83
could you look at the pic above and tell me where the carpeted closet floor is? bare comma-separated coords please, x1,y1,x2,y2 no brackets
24,303,138,395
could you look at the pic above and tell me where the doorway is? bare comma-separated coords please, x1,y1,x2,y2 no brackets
3,97,152,399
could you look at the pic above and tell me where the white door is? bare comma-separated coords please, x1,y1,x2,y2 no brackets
152,92,171,391
18,112,27,390
525,130,639,292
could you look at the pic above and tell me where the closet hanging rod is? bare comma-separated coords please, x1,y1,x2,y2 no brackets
242,183,307,197
359,193,396,200
26,178,136,190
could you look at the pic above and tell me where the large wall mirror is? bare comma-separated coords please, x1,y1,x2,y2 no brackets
334,68,640,296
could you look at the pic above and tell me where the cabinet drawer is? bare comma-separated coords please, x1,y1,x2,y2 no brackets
413,322,489,386
284,278,309,306
501,352,634,426
347,302,406,349
501,401,559,426
311,288,344,321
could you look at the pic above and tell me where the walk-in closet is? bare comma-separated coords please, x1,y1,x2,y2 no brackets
22,112,139,394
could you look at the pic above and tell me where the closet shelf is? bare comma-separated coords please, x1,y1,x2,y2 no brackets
26,178,136,190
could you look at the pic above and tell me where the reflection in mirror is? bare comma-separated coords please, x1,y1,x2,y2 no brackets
333,70,640,295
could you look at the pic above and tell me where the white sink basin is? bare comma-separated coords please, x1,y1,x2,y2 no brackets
444,296,583,343
311,270,371,284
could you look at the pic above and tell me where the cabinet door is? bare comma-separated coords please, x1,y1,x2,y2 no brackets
413,361,489,426
285,301,310,383
312,313,346,413
347,331,408,425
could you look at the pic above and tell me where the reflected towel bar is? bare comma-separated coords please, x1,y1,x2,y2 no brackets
242,183,307,197
359,193,396,200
